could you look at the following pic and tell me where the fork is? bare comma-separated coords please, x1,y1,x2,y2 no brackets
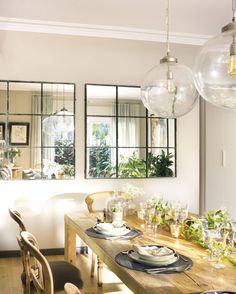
145,263,191,274
104,235,130,240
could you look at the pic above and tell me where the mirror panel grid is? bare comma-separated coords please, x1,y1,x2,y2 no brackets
85,84,177,179
0,80,76,180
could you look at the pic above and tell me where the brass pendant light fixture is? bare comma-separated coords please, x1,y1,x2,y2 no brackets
194,0,236,109
141,0,198,118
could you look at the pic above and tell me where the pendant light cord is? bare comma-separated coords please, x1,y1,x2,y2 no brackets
166,0,170,55
233,0,236,21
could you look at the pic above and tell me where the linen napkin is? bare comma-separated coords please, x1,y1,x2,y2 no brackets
133,245,173,257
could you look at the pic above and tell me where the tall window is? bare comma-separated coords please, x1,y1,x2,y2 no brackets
85,84,176,179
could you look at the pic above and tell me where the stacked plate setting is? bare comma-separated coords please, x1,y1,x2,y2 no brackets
94,222,131,237
128,245,178,266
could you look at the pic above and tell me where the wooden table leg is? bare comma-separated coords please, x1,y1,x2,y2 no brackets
97,256,103,287
65,222,76,264
91,252,96,278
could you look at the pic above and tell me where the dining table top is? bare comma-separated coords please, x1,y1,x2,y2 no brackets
64,211,236,294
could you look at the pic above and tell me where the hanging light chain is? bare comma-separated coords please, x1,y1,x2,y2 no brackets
233,0,236,21
166,0,170,54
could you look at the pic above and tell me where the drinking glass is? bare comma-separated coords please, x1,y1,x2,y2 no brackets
148,207,161,236
178,203,189,223
204,227,228,268
171,201,189,223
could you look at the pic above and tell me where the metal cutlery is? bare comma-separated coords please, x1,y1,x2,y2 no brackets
145,263,191,274
104,235,130,240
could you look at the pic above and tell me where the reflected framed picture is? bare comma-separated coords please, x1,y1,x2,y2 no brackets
0,123,5,140
9,122,30,145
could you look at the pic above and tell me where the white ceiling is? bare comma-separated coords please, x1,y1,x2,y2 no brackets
0,0,233,45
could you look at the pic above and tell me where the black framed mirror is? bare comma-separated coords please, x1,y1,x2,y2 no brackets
85,83,176,179
0,80,76,180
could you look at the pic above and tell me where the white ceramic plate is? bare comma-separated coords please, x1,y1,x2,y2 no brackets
128,250,179,266
133,245,176,262
94,223,130,237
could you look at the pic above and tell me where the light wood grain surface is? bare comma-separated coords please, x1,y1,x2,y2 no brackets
64,211,236,294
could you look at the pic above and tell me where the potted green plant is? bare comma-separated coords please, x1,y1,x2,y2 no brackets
4,148,21,165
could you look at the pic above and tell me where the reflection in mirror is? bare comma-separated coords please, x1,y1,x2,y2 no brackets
0,81,75,180
118,86,146,117
87,85,116,116
85,84,176,179
0,82,7,114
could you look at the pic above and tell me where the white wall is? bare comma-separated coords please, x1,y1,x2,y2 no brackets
205,102,236,218
0,30,200,250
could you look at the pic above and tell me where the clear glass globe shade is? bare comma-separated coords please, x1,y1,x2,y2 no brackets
194,29,236,109
42,109,74,136
141,62,198,118
52,109,74,133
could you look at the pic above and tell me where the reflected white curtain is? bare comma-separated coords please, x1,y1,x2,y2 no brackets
31,95,56,172
117,103,140,158
150,118,167,155
30,95,41,169
42,96,55,163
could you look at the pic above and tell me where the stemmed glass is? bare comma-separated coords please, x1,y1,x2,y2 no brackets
171,201,189,224
148,207,161,236
208,228,228,269
178,203,189,223
201,221,228,268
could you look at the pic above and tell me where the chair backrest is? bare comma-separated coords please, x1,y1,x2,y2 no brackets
64,283,81,294
8,207,30,284
21,231,54,294
8,208,26,232
85,191,125,213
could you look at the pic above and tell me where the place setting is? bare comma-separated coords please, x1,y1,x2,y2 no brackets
115,244,193,274
85,221,143,240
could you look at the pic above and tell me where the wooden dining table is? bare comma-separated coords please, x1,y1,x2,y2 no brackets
64,211,236,294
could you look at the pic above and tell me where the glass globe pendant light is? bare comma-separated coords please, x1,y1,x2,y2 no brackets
52,106,74,133
194,0,236,109
42,84,74,136
141,0,198,118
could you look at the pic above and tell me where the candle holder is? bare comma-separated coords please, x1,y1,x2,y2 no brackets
170,223,181,238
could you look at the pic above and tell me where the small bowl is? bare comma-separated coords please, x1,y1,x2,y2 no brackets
133,244,176,262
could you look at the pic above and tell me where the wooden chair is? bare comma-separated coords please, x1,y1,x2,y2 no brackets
64,283,81,294
9,208,83,293
9,208,31,292
85,191,125,213
9,208,26,231
21,231,81,294
85,191,125,286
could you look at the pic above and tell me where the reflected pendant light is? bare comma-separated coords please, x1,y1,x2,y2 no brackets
141,0,198,118
194,0,236,109
43,85,74,136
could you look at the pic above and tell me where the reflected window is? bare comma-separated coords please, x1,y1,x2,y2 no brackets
85,84,176,178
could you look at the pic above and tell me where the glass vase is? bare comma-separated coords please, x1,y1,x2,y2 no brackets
124,199,136,216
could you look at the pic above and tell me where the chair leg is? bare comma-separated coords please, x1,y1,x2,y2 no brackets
25,273,31,294
91,252,96,278
97,256,103,287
